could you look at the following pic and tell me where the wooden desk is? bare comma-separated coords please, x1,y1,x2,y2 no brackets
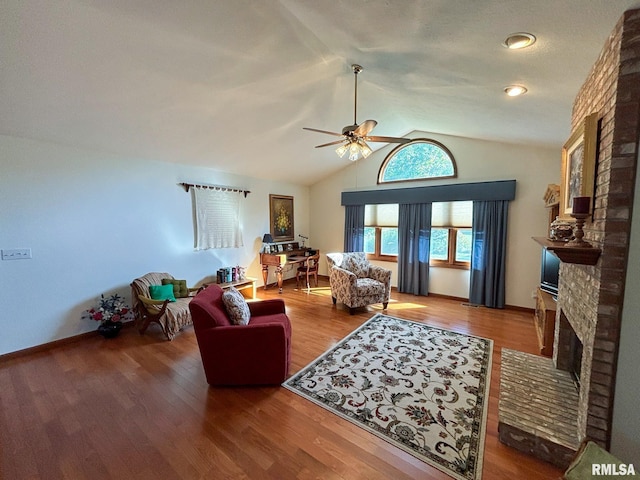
260,248,315,293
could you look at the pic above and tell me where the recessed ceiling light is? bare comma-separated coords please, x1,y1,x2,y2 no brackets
504,85,528,96
503,33,536,50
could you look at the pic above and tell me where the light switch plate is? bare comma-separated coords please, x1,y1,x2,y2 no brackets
1,248,32,260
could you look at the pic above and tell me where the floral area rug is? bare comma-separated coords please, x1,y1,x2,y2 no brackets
283,313,493,480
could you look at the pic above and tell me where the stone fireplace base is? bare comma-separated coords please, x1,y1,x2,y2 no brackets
498,349,581,468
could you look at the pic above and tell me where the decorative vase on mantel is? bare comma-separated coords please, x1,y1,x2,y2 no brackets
549,216,574,242
97,320,123,339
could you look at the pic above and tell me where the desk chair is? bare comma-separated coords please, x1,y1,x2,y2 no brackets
296,253,320,289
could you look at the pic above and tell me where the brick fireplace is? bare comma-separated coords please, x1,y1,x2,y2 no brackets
499,8,640,467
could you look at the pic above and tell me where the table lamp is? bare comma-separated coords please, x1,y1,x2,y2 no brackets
262,233,273,253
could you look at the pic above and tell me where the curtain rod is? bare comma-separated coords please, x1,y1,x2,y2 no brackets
179,182,251,197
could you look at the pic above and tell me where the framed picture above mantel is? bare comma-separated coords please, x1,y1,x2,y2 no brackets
269,194,294,242
559,113,599,219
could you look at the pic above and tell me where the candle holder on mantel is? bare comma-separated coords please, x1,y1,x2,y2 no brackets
567,196,592,247
567,213,591,247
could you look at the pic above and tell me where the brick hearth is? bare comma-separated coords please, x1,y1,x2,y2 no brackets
498,349,580,468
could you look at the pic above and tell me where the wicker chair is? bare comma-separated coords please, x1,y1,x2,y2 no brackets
130,272,198,340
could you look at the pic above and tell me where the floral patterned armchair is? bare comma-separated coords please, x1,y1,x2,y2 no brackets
326,252,391,314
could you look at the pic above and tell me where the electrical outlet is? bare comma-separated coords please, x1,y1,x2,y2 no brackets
1,248,32,260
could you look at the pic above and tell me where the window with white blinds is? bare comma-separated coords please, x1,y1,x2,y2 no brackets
364,204,399,259
363,201,472,266
365,202,472,227
431,201,473,227
193,187,244,250
430,201,473,267
364,204,399,226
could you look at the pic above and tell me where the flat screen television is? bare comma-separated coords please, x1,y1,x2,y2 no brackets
540,248,560,298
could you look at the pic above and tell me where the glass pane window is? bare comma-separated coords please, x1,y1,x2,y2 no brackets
455,229,472,262
429,227,471,268
378,139,457,184
365,203,398,262
430,228,449,260
364,227,376,254
380,228,398,256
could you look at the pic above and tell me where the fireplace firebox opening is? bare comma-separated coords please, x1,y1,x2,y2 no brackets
569,329,583,389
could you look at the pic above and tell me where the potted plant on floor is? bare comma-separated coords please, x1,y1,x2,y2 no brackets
84,293,131,338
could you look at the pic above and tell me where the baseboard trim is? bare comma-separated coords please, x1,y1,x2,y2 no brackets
0,321,135,361
395,290,534,314
426,292,469,302
503,304,535,314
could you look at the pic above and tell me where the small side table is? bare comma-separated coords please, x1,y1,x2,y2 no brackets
212,277,257,299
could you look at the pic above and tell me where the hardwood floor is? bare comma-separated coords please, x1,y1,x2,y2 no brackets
0,280,564,479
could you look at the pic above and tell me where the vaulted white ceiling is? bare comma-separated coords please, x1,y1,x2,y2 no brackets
2,1,639,185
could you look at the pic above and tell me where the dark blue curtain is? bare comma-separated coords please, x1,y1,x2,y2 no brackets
398,203,432,295
344,205,365,252
469,200,508,308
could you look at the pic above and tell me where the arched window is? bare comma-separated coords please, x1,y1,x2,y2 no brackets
377,139,457,184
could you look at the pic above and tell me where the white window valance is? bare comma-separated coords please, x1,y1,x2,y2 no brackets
193,187,244,250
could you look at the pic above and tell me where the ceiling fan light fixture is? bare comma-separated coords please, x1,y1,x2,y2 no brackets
359,140,372,159
503,32,536,50
336,143,348,158
348,141,360,161
504,85,528,97
337,138,372,161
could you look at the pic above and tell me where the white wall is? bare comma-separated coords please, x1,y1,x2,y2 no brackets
0,135,309,355
310,131,559,308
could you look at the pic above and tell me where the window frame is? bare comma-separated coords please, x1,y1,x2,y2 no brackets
366,225,472,268
377,138,458,185
429,227,471,270
364,226,398,262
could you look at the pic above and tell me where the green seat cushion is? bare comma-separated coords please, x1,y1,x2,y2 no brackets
149,284,176,302
162,278,189,298
564,441,631,479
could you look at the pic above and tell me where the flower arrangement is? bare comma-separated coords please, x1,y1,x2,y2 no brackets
84,293,131,324
275,206,291,235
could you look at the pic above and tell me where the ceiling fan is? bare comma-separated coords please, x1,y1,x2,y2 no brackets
303,64,410,161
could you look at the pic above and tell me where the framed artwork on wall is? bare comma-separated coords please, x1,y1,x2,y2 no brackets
559,113,599,219
269,194,294,242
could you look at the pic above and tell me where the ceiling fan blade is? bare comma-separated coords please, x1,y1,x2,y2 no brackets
303,127,343,137
315,139,347,148
353,119,377,136
364,135,411,144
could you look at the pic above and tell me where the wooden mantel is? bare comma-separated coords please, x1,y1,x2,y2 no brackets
533,237,601,265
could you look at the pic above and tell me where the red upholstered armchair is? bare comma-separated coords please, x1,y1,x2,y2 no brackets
189,285,292,386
